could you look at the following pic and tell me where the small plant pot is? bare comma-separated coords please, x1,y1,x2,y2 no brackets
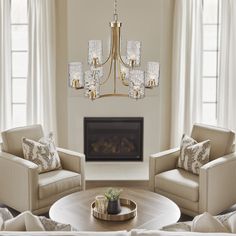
107,199,121,214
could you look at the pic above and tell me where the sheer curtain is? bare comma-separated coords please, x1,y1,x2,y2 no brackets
27,0,57,139
0,0,11,132
218,0,236,133
170,0,203,147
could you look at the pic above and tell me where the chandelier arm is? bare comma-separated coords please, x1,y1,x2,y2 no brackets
95,49,112,67
99,58,113,85
94,25,114,68
118,59,129,86
99,93,128,98
118,53,132,69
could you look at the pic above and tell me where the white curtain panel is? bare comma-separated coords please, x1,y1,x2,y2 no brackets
218,0,236,133
0,0,11,132
27,0,57,139
170,0,203,147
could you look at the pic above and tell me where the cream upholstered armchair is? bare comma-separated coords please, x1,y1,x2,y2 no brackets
149,123,236,217
0,124,85,215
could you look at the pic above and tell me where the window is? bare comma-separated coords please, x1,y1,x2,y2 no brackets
10,0,28,127
202,0,221,125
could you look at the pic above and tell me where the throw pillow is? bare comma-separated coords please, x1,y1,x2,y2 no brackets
22,132,61,174
0,210,74,232
216,211,236,233
191,212,229,233
3,211,45,231
0,208,13,230
161,222,191,232
0,208,13,222
39,216,73,231
177,134,211,175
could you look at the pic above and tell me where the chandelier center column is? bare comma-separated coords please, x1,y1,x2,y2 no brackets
110,21,121,59
110,21,121,94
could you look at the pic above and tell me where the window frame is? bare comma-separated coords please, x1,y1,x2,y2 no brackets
201,0,221,125
10,0,28,127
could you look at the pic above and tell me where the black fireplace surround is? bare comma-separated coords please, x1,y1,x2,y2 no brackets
84,117,143,161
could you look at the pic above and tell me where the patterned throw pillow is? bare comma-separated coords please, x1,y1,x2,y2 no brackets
162,222,192,232
39,216,73,231
177,134,211,175
215,211,236,233
22,133,62,174
191,212,229,232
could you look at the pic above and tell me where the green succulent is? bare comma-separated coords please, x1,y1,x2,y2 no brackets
104,188,122,201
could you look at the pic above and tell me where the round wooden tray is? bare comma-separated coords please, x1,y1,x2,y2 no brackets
91,198,137,222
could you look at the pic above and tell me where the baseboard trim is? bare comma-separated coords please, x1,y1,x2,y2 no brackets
86,180,149,190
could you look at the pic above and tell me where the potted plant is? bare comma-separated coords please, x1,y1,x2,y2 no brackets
104,188,122,214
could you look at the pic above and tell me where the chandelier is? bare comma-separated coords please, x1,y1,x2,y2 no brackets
68,0,160,100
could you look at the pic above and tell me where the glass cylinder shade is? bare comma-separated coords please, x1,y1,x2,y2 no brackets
91,65,104,79
127,41,141,66
145,62,160,88
84,70,100,100
68,62,84,89
120,56,129,81
129,70,145,99
88,40,102,65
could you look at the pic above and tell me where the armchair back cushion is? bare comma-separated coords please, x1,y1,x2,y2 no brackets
1,124,44,158
191,124,235,160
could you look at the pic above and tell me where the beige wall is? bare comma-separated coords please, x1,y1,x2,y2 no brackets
56,0,174,177
55,0,68,148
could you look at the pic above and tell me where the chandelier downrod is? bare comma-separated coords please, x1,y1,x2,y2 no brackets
113,0,118,21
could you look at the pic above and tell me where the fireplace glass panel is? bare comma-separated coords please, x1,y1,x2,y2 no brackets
84,117,143,161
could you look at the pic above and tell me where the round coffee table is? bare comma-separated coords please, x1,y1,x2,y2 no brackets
49,188,180,231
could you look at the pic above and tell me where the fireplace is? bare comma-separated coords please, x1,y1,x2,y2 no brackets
84,117,143,161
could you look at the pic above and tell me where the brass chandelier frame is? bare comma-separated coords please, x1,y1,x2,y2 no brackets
70,0,159,100
92,21,134,98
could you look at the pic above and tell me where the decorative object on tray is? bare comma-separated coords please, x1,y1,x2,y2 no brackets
92,188,137,222
95,195,108,214
92,198,137,222
105,188,122,214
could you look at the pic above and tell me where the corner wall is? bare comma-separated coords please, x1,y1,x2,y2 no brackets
56,0,174,179
55,0,68,148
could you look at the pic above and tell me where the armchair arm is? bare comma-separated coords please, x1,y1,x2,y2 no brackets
149,147,180,191
199,152,236,215
57,147,85,190
0,151,38,212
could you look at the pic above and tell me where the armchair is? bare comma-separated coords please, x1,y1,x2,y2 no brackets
149,123,236,216
0,124,85,215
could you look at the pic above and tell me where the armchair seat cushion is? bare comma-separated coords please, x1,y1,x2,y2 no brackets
155,169,199,202
39,170,81,200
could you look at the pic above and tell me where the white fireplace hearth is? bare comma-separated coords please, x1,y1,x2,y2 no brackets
85,161,148,181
